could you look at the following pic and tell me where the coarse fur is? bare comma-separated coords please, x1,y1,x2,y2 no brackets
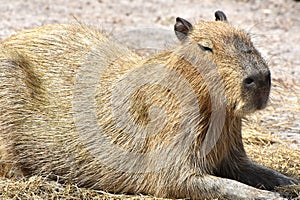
0,11,298,199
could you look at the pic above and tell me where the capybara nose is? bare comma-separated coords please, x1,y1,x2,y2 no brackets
243,71,271,110
243,76,256,88
243,71,271,90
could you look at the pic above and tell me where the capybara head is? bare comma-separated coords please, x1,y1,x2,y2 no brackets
174,11,271,116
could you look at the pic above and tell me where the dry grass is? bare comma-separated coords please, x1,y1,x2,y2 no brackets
0,78,299,199
0,176,165,200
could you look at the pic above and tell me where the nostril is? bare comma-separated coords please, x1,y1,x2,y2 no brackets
244,77,255,87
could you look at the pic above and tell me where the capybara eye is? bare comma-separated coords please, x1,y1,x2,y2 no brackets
198,44,213,52
245,49,252,53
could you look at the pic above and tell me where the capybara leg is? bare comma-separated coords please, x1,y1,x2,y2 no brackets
216,156,298,191
186,175,284,200
236,162,298,190
0,50,30,179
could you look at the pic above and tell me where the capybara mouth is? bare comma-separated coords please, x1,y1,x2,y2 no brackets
234,94,269,115
254,88,270,110
255,98,268,110
240,78,271,114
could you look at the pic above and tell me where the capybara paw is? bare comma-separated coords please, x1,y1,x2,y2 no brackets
275,175,299,188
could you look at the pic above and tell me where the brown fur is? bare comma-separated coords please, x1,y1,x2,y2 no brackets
0,11,298,199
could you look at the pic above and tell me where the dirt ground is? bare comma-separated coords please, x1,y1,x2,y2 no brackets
0,0,299,199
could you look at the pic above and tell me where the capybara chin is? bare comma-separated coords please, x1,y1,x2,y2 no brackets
0,10,298,199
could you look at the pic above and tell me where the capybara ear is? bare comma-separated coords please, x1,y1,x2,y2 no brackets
215,10,227,22
174,17,193,41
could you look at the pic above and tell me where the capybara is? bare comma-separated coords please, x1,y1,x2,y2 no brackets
0,11,298,199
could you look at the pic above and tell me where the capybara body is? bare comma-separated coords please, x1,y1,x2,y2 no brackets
0,11,298,199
